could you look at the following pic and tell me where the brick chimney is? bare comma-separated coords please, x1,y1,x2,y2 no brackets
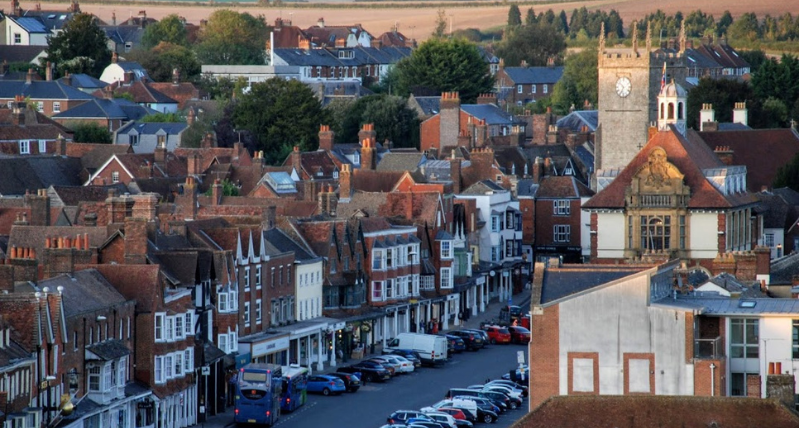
532,156,543,183
11,95,25,126
449,151,462,194
319,124,335,151
211,178,222,205
124,217,148,264
54,134,67,156
339,164,352,201
112,52,118,64
45,61,52,81
357,123,376,147
361,137,375,170
176,176,198,220
24,189,50,226
187,108,195,126
469,147,494,181
475,119,488,147
188,151,201,176
106,189,133,225
291,146,302,176
440,92,461,150
714,145,734,166
131,193,158,221
154,138,167,166
201,132,215,148
476,93,497,105
262,205,277,230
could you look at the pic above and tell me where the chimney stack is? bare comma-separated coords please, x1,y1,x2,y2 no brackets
339,164,352,201
449,151,462,194
318,124,335,151
211,179,222,205
733,101,748,127
360,137,375,170
45,61,52,81
700,103,716,132
11,95,26,126
291,146,302,176
440,92,461,150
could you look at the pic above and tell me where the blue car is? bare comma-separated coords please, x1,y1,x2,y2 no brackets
306,374,346,396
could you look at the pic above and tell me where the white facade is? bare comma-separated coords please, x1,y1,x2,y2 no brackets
688,212,720,259
5,19,48,46
593,211,625,259
579,196,592,259
99,63,148,85
295,259,323,322
200,65,302,88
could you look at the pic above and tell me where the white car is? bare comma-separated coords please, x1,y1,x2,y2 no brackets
421,411,457,428
421,399,478,420
374,355,414,374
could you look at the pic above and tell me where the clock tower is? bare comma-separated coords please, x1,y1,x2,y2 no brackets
595,21,687,191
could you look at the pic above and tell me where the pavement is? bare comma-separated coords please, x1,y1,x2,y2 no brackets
195,287,532,428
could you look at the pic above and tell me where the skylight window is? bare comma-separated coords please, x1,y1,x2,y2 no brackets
738,301,756,308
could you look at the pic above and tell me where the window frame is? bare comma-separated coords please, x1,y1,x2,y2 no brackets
19,140,30,155
154,313,165,342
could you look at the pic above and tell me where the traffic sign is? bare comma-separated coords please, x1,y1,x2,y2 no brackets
517,351,525,365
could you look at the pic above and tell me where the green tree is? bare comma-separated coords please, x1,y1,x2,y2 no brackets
43,14,111,78
555,10,569,35
716,10,733,37
181,103,223,148
728,12,761,42
126,42,201,83
334,94,419,148
507,5,522,27
551,47,597,114
393,38,493,103
525,8,537,26
231,78,326,165
140,112,184,123
494,22,566,67
72,122,112,144
433,9,448,38
761,97,789,128
141,14,188,49
195,10,268,65
751,54,799,111
205,179,240,197
686,77,764,129
739,49,768,73
773,152,799,191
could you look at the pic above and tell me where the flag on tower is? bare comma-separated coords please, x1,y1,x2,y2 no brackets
661,62,667,91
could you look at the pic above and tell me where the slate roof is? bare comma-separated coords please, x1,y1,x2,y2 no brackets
460,179,506,195
697,129,799,193
17,10,77,31
556,110,598,133
52,98,156,121
535,176,593,199
0,45,46,63
698,272,763,298
116,121,188,137
773,187,799,206
502,66,564,84
518,395,799,428
86,339,130,360
411,96,440,116
264,227,317,262
757,191,791,229
516,179,538,198
541,265,648,304
653,294,799,315
770,252,799,285
40,270,128,317
0,79,95,100
0,335,32,366
100,25,144,46
0,107,73,142
584,128,758,209
58,74,107,92
0,156,83,195
493,146,529,176
461,104,520,126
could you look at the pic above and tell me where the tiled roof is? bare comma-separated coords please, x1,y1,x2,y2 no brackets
87,264,161,312
556,110,598,132
12,16,48,33
493,146,529,176
51,184,127,206
770,252,799,285
359,216,393,234
461,179,506,195
352,169,404,193
271,24,310,48
336,192,387,218
66,142,132,170
502,66,564,85
0,45,46,63
0,79,95,100
265,228,316,261
377,31,409,47
0,156,83,195
541,265,648,304
148,82,204,109
654,294,799,315
86,339,130,361
535,176,593,199
461,104,518,126
0,107,73,142
519,395,799,428
9,225,109,259
584,128,758,209
697,129,799,193
757,192,791,228
97,80,177,104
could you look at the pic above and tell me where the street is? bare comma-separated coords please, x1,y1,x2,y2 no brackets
274,343,528,428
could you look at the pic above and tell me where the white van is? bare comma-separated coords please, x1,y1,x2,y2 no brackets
422,398,478,420
385,333,448,366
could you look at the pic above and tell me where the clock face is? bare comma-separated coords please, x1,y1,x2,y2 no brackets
616,77,631,98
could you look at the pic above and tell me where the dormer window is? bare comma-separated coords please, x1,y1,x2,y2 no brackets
440,240,452,259
338,50,354,59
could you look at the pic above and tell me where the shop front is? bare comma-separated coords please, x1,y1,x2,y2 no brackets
238,333,290,365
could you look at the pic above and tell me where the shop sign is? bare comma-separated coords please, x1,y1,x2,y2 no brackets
252,337,289,357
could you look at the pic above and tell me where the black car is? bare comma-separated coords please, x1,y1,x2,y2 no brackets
387,410,429,424
481,390,516,410
383,348,423,368
338,361,391,382
328,371,361,392
457,396,503,421
448,330,484,351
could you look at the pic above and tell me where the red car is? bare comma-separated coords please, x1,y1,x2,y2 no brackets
483,325,511,344
437,407,468,420
508,326,531,344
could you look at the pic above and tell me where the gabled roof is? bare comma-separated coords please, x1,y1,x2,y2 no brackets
410,95,441,117
516,179,538,198
52,98,155,120
100,25,144,45
116,121,188,136
556,110,598,133
541,265,648,304
148,82,204,109
697,128,799,193
40,270,128,318
460,179,506,195
0,79,95,100
9,225,108,258
352,169,404,193
584,128,757,209
97,80,177,104
18,10,77,31
65,142,132,170
518,395,799,428
58,73,107,91
0,107,73,142
265,227,316,262
502,66,564,85
460,104,518,126
50,184,127,206
535,176,593,199
10,16,49,33
0,45,46,63
0,156,83,195
770,252,799,286
757,191,791,229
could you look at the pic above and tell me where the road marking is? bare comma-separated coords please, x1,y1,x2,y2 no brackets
274,402,317,426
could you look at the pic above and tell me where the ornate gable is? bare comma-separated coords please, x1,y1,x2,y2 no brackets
626,147,690,210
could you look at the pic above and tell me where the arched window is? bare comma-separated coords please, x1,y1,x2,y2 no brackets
668,103,675,120
660,103,665,119
677,102,684,120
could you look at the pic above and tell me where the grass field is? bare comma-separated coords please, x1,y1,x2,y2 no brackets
25,0,799,41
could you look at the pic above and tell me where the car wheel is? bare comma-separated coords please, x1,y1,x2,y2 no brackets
483,414,494,424
322,388,330,396
510,401,518,410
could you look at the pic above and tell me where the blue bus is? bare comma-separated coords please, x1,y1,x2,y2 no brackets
234,364,282,426
280,365,308,412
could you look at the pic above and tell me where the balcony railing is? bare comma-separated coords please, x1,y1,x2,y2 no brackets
694,336,724,359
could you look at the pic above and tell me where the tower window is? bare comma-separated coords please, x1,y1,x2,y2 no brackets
668,103,675,120
678,102,684,120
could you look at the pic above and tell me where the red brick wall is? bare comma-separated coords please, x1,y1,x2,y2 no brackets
717,213,726,252
694,359,725,397
530,304,559,408
420,116,440,153
90,159,130,186
590,213,598,260
746,374,761,397
534,198,583,247
519,199,535,244
623,352,655,395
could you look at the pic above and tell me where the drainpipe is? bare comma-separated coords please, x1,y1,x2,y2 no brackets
710,363,716,396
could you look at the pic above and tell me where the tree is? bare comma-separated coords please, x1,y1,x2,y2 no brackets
333,94,419,148
686,77,764,129
551,47,597,114
728,12,761,42
507,5,522,27
141,14,188,49
739,49,768,73
716,10,733,37
126,42,200,83
393,38,493,103
43,14,111,78
231,78,326,165
773,151,799,191
525,8,537,26
432,9,448,38
139,112,184,123
205,179,240,197
195,10,269,65
494,22,566,67
72,122,112,144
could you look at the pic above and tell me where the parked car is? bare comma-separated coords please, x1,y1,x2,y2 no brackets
338,361,391,382
440,334,467,354
422,411,458,428
487,379,528,398
480,389,519,410
424,399,479,422
507,326,531,344
468,384,523,402
388,410,431,425
407,419,446,428
451,396,500,423
482,325,511,344
463,329,489,346
436,407,467,421
306,374,346,396
373,355,414,374
447,330,484,351
368,357,399,376
328,371,361,392
383,348,423,367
